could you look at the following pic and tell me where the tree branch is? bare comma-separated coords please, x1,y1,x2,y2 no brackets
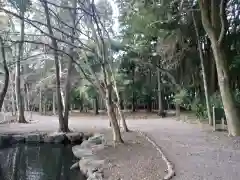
218,0,227,44
0,7,93,52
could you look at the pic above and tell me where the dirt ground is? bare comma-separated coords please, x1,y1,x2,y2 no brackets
97,130,166,180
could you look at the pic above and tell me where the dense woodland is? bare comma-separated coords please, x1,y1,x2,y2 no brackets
0,0,240,142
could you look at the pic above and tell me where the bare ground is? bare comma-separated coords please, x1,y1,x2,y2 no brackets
1,112,240,179
97,130,166,180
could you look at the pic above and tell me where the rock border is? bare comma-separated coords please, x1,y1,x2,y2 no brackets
71,133,105,180
137,131,175,180
0,132,92,148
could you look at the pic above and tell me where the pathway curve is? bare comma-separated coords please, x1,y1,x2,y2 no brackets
132,119,240,180
1,114,240,180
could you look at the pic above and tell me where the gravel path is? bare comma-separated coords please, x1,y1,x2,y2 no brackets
97,130,166,180
136,119,240,180
1,113,240,179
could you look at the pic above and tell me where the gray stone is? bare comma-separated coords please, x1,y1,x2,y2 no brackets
25,134,42,143
11,135,25,143
87,172,104,180
72,145,93,158
80,140,105,151
79,158,105,176
44,132,65,143
88,134,104,145
80,140,96,149
91,144,105,152
66,132,83,143
70,162,79,170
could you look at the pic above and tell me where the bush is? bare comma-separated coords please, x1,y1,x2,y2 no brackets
191,97,208,120
210,92,223,108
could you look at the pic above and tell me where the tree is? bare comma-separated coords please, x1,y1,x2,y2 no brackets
0,37,10,111
199,0,240,136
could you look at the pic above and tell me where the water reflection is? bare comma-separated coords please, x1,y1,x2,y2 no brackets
0,144,85,180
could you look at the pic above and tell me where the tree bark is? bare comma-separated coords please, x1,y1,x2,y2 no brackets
39,87,42,114
16,8,27,123
199,0,240,136
53,91,56,115
105,86,123,143
192,12,212,125
10,73,16,115
131,66,136,112
42,0,65,131
62,0,78,132
0,37,9,112
94,97,99,115
157,63,164,114
112,73,129,132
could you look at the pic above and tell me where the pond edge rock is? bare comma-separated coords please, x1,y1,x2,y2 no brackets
72,133,105,180
0,131,92,148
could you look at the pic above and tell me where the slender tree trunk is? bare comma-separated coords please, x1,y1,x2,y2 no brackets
39,87,42,114
59,60,65,111
24,83,28,111
176,104,180,120
42,1,65,131
200,0,240,136
10,74,16,115
157,65,163,114
94,97,99,115
53,91,56,115
192,12,212,125
43,98,46,115
26,84,30,111
112,77,129,132
0,37,9,112
62,0,78,132
16,9,26,123
105,86,123,143
131,67,136,112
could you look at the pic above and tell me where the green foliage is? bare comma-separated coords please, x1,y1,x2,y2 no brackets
173,88,188,105
191,97,208,119
210,92,223,108
9,0,31,12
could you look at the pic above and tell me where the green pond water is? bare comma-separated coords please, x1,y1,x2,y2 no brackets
0,143,85,180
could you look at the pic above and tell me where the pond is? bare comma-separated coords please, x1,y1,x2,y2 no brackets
0,143,85,180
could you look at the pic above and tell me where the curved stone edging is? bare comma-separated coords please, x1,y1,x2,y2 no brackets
137,131,175,180
71,133,105,180
0,132,91,148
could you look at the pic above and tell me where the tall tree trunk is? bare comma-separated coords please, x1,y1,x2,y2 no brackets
192,12,212,125
16,9,26,123
157,65,163,114
131,67,136,112
39,87,42,114
62,0,78,132
24,84,28,111
10,74,16,115
147,68,152,112
53,91,56,115
105,86,123,143
59,59,65,111
112,73,129,132
0,37,9,112
199,0,240,136
94,97,99,115
42,1,65,131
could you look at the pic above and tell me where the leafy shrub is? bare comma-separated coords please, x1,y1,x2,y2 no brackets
191,97,208,119
210,92,223,108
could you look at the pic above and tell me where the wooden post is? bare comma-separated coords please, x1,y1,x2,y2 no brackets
212,106,216,131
